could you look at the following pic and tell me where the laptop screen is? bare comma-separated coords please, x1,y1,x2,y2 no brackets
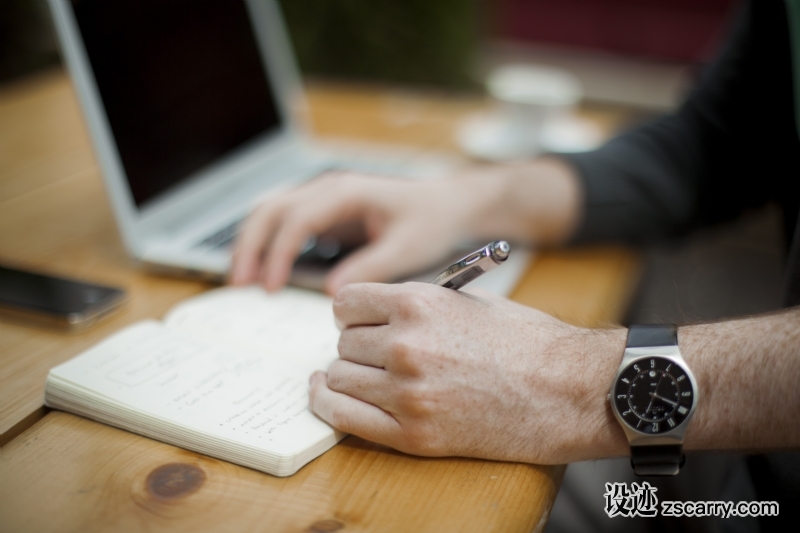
71,0,283,208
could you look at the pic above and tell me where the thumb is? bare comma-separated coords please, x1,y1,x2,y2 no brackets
325,235,414,294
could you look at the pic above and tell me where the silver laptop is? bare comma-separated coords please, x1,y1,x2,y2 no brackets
47,0,452,284
48,0,532,294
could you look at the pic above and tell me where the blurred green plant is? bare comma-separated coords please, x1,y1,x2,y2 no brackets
277,0,480,89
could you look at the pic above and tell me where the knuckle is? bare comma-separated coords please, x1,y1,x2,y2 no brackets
250,195,285,222
325,361,346,391
332,285,352,309
280,210,310,234
388,337,423,372
394,291,426,321
332,285,357,316
394,383,432,416
333,283,371,314
330,404,353,432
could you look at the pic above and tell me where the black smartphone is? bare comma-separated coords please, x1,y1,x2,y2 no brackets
0,264,128,331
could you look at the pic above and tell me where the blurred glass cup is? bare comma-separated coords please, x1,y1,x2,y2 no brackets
458,64,589,161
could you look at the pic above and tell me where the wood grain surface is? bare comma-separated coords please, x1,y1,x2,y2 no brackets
0,68,640,533
0,412,563,533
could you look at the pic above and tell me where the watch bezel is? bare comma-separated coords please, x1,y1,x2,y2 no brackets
609,345,699,447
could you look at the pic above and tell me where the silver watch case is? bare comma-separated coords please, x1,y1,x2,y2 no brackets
608,345,699,447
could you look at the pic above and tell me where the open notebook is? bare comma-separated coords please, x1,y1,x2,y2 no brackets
45,248,532,477
45,287,344,477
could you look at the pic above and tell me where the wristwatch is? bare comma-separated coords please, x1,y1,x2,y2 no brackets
608,324,698,476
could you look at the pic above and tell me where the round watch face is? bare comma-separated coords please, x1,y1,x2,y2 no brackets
613,356,695,434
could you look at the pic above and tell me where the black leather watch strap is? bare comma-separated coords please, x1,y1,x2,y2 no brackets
626,324,684,476
626,324,678,348
630,445,686,476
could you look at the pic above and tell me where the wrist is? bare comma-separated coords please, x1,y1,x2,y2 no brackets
571,327,630,461
448,158,583,245
583,328,630,459
518,157,584,245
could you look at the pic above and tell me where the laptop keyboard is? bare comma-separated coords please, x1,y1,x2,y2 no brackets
196,219,242,250
193,166,347,252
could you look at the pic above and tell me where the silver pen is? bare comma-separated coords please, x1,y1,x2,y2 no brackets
430,241,510,291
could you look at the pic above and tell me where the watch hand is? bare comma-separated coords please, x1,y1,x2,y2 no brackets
644,397,655,415
649,392,678,406
644,373,665,415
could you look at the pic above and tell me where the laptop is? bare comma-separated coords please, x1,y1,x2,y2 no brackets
48,0,531,293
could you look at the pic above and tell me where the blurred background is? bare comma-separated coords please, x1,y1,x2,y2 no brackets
1,0,784,326
3,0,735,105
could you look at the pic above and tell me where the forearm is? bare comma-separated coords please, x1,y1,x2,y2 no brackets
582,308,800,461
680,309,800,452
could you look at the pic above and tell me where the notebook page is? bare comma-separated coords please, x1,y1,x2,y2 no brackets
47,320,336,457
163,286,339,372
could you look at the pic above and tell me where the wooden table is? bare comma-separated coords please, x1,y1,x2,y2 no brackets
0,69,640,533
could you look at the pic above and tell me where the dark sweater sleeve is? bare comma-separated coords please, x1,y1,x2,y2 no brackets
564,0,800,245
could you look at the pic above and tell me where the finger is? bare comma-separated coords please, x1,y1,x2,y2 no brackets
261,199,366,292
325,233,409,294
308,371,400,444
337,325,391,367
230,200,286,285
326,359,393,406
332,282,399,328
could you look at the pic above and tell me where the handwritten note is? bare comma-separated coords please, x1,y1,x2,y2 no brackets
49,317,336,456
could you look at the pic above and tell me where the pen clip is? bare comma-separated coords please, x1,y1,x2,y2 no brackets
430,241,510,290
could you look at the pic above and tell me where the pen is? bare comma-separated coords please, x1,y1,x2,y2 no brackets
430,241,510,291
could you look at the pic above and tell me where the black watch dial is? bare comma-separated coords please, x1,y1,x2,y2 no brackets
613,356,694,434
